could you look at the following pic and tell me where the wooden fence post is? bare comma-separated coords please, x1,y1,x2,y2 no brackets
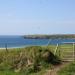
5,43,8,52
73,42,75,61
54,43,59,55
59,46,60,57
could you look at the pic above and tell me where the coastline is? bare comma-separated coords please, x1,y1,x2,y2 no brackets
23,34,75,39
0,46,26,49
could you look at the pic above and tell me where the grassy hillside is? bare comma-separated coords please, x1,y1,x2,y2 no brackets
24,34,75,39
0,46,61,75
0,44,74,75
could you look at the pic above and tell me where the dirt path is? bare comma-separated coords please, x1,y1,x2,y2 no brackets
45,61,71,75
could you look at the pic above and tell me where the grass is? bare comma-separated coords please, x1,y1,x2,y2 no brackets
58,62,75,75
0,44,74,75
0,45,61,75
0,69,46,75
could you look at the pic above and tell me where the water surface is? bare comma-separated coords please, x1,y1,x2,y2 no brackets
0,36,75,48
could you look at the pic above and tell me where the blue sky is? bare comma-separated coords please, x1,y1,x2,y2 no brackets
0,0,75,35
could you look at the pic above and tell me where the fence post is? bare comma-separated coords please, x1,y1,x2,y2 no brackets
59,47,60,57
73,42,75,61
54,43,59,55
5,43,8,52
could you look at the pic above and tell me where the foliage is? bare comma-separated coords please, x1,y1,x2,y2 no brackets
0,46,61,75
58,62,75,75
24,34,75,39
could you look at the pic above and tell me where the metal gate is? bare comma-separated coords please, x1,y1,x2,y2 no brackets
54,42,75,61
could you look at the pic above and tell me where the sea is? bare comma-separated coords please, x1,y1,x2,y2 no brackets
0,36,75,48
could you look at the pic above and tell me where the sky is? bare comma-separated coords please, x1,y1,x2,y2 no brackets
0,0,75,35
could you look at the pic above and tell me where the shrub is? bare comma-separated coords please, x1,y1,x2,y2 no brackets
41,49,61,65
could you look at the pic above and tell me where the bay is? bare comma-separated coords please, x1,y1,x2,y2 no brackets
0,36,75,48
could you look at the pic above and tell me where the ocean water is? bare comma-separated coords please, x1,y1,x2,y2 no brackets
0,36,75,48
0,36,49,48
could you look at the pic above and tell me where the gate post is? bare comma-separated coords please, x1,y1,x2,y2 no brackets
54,43,59,55
73,42,75,61
5,43,8,52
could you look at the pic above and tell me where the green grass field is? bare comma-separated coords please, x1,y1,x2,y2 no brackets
0,46,59,75
58,62,75,75
0,44,74,75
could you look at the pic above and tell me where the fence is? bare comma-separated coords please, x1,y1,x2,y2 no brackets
54,42,75,62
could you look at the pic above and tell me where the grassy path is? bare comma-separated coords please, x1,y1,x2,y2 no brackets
45,62,71,75
45,44,75,75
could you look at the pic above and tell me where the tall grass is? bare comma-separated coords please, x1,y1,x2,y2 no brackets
0,46,61,75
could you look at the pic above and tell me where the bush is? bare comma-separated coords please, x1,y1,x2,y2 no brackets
0,46,61,75
41,49,61,65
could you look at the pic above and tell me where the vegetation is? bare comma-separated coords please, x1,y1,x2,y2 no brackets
58,62,75,75
24,34,75,39
0,46,61,75
0,44,74,75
